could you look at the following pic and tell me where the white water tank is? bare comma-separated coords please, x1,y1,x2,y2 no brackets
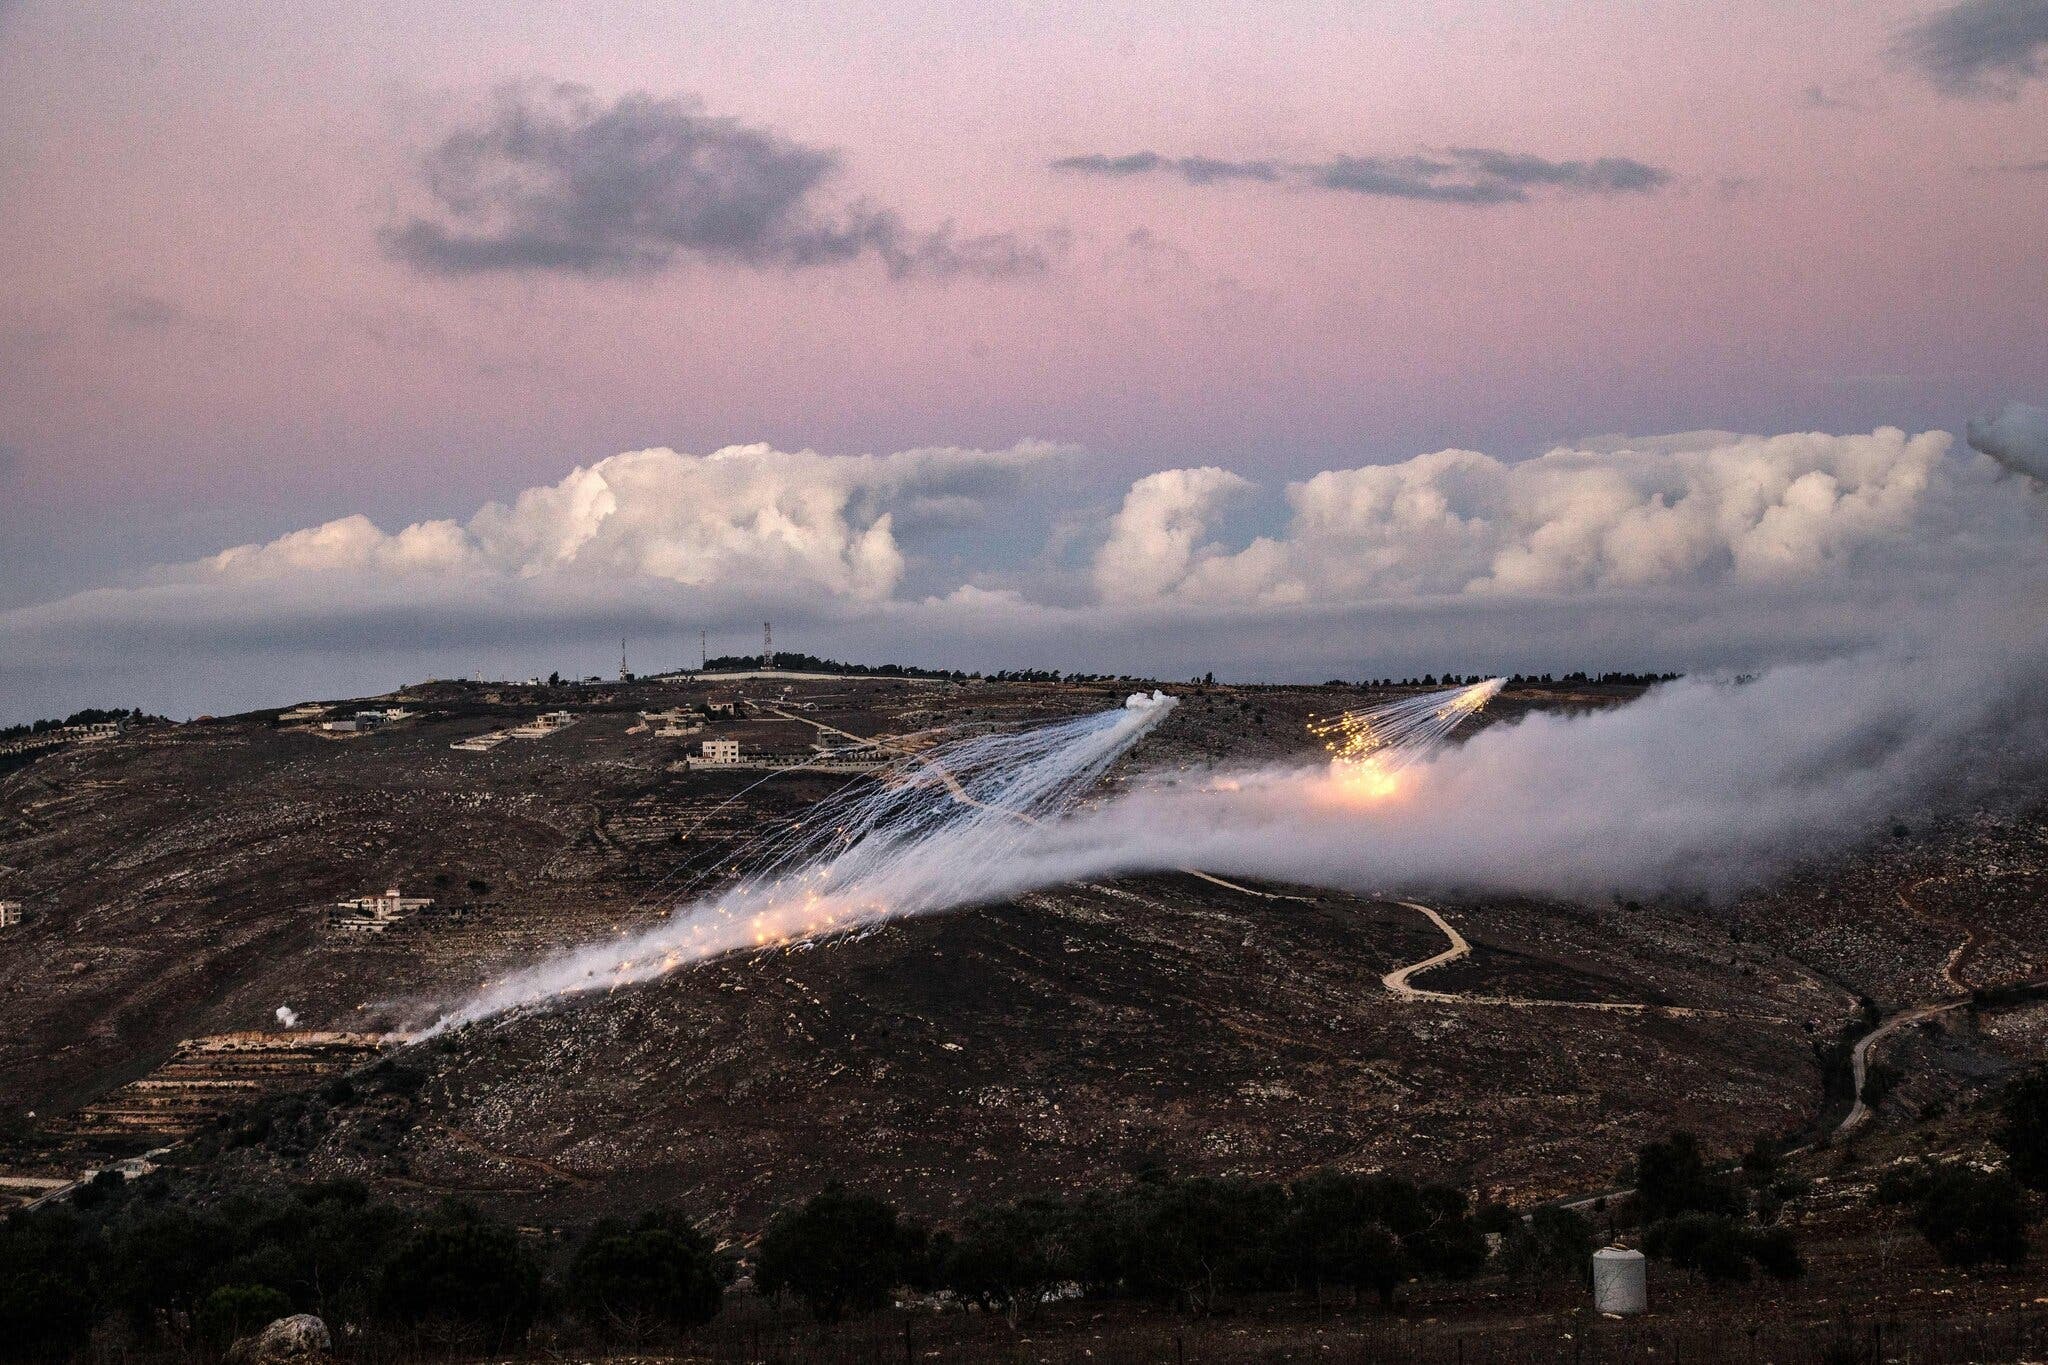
1592,1246,1647,1315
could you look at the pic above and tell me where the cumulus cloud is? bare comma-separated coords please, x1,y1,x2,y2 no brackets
1091,428,2022,606
1967,401,2048,482
2,424,2042,719
390,83,1048,279
202,441,1062,601
1053,147,1669,204
1895,0,2048,98
1093,467,1253,602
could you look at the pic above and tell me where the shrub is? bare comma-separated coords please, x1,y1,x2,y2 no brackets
197,1284,292,1344
1996,1067,2048,1192
1642,1213,1802,1284
1903,1164,2030,1267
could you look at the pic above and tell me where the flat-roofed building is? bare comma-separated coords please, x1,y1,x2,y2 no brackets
328,886,434,934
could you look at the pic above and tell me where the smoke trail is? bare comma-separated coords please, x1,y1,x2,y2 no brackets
423,690,1177,1033
995,602,2048,901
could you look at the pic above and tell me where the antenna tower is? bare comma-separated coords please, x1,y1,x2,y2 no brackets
762,622,774,670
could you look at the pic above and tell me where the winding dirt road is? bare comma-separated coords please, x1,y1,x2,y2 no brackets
1380,899,1769,1021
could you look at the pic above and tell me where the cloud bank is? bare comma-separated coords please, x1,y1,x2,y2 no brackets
1896,0,2048,98
2,421,2041,718
390,83,1048,279
1967,400,2048,482
1052,147,1670,204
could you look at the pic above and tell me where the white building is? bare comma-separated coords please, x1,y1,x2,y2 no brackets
699,739,741,765
328,886,434,934
0,901,21,929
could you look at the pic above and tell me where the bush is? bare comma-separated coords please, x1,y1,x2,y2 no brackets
568,1208,724,1335
197,1283,292,1344
757,1184,913,1322
1890,1163,2031,1267
1642,1213,1803,1284
1997,1067,2048,1192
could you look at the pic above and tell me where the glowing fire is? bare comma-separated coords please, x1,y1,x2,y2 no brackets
1312,678,1504,803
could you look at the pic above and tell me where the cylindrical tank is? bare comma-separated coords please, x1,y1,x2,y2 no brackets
1591,1246,1648,1315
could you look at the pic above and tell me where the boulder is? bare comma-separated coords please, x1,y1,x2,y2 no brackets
227,1314,332,1365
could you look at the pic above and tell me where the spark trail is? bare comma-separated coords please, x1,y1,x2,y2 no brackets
424,690,1176,1033
1311,678,1505,800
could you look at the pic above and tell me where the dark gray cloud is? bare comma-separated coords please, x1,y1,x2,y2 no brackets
104,288,187,331
1049,152,1281,185
1895,0,2048,98
1802,84,1860,109
1053,146,1669,205
390,83,1047,280
1967,401,2048,482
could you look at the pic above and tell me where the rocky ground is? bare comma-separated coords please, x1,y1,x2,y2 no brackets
1,673,2041,1250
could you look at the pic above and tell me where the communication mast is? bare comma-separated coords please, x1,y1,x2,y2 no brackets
762,622,774,670
618,637,629,682
699,628,707,672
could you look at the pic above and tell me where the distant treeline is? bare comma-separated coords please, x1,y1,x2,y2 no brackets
701,652,972,680
0,708,158,742
10,1082,2046,1360
696,654,1152,686
1331,671,1683,690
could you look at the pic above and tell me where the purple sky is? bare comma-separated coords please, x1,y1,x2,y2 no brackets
1,1,2044,716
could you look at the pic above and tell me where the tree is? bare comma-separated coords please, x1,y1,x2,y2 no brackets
1500,1206,1594,1283
1122,1177,1287,1313
938,1199,1068,1325
1996,1067,2048,1192
377,1205,544,1335
568,1208,724,1335
1279,1176,1403,1304
1634,1132,1742,1221
756,1184,911,1322
1643,1213,1754,1283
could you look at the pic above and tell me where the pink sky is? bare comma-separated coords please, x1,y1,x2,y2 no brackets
0,0,2044,609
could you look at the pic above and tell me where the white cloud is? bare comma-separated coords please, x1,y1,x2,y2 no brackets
1,423,2041,718
1093,427,2008,606
1092,467,1253,602
201,441,1062,602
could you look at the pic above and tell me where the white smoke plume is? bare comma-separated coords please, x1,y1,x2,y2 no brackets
424,690,1178,1033
275,1005,299,1028
423,575,2046,1036
1006,608,2048,900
